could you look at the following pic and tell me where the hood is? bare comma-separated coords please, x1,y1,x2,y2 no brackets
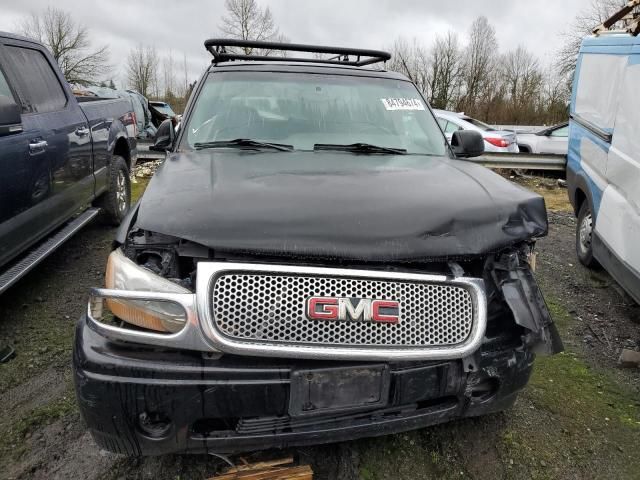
134,150,547,262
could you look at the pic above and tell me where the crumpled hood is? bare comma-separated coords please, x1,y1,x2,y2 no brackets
134,150,547,261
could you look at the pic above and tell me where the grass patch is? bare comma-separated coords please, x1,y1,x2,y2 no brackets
357,431,462,480
512,176,572,212
0,305,75,393
131,176,150,203
531,300,639,429
498,297,640,479
0,389,76,466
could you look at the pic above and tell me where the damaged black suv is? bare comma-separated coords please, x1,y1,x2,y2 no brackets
73,39,562,456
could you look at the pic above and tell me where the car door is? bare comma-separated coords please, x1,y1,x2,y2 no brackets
537,125,569,155
599,54,640,282
0,47,36,266
0,40,90,266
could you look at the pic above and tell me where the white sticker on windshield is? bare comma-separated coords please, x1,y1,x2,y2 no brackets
381,98,425,111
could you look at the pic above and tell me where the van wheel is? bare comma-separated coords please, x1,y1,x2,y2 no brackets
576,201,600,269
96,156,131,226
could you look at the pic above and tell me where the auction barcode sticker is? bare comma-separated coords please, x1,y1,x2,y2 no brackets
381,98,425,111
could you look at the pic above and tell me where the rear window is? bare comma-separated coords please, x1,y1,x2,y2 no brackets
574,53,627,131
4,46,67,113
462,116,494,131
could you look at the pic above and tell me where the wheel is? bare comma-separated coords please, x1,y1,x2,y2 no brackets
96,155,131,226
576,201,600,269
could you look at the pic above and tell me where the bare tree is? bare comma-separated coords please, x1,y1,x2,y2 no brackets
460,16,498,112
219,0,280,54
382,16,570,125
387,38,430,95
557,0,628,77
502,46,544,123
182,52,189,97
126,44,158,98
163,50,177,98
18,7,109,85
541,68,570,124
427,32,463,110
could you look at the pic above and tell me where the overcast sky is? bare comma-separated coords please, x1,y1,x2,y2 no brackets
0,0,585,89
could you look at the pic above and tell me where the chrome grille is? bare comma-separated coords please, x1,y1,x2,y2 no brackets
211,272,474,347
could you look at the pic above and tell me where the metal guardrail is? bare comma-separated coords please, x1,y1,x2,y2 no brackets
137,145,567,172
472,152,567,172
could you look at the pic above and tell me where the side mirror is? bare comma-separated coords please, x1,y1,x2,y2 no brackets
150,119,175,152
451,130,484,158
0,96,22,137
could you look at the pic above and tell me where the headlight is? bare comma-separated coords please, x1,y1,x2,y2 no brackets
104,248,190,333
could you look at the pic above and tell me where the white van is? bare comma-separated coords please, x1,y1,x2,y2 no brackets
566,27,640,302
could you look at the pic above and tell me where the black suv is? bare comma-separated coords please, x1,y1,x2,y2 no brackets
73,40,562,456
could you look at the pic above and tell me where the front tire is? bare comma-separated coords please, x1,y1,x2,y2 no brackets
96,155,131,226
576,201,599,269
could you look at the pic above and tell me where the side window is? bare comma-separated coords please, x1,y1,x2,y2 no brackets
4,46,67,113
0,65,13,100
437,118,447,130
574,53,627,131
445,121,460,134
551,125,568,137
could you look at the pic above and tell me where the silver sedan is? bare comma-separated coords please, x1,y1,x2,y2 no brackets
516,122,568,155
434,109,519,153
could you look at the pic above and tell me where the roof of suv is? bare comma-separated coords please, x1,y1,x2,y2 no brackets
208,61,411,81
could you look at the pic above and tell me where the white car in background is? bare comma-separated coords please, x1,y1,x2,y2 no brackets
434,109,519,153
516,122,569,155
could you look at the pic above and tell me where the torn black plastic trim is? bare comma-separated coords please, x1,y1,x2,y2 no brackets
490,250,564,356
113,200,140,248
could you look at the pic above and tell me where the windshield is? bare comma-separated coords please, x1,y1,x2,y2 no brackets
182,71,446,155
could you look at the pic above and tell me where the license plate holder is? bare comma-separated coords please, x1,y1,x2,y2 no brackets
289,365,390,417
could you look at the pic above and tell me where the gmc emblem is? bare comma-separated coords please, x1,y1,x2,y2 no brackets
306,297,400,324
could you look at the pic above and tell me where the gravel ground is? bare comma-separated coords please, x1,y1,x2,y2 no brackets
0,179,638,480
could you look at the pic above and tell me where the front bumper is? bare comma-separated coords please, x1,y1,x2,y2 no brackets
74,314,534,456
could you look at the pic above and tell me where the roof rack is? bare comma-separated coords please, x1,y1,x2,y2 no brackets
204,39,391,67
593,0,640,36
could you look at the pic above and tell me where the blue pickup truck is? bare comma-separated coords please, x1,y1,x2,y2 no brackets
566,10,640,303
0,32,137,294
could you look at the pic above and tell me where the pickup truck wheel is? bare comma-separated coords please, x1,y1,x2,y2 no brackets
97,155,131,225
576,201,600,269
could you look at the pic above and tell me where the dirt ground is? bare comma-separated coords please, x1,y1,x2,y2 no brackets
0,174,638,480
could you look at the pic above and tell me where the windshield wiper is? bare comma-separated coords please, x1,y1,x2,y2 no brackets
194,139,293,152
314,143,407,155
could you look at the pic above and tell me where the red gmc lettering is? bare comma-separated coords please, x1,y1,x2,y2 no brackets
307,297,339,320
371,300,400,324
306,297,400,323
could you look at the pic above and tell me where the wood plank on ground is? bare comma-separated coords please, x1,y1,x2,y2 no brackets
208,457,313,480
